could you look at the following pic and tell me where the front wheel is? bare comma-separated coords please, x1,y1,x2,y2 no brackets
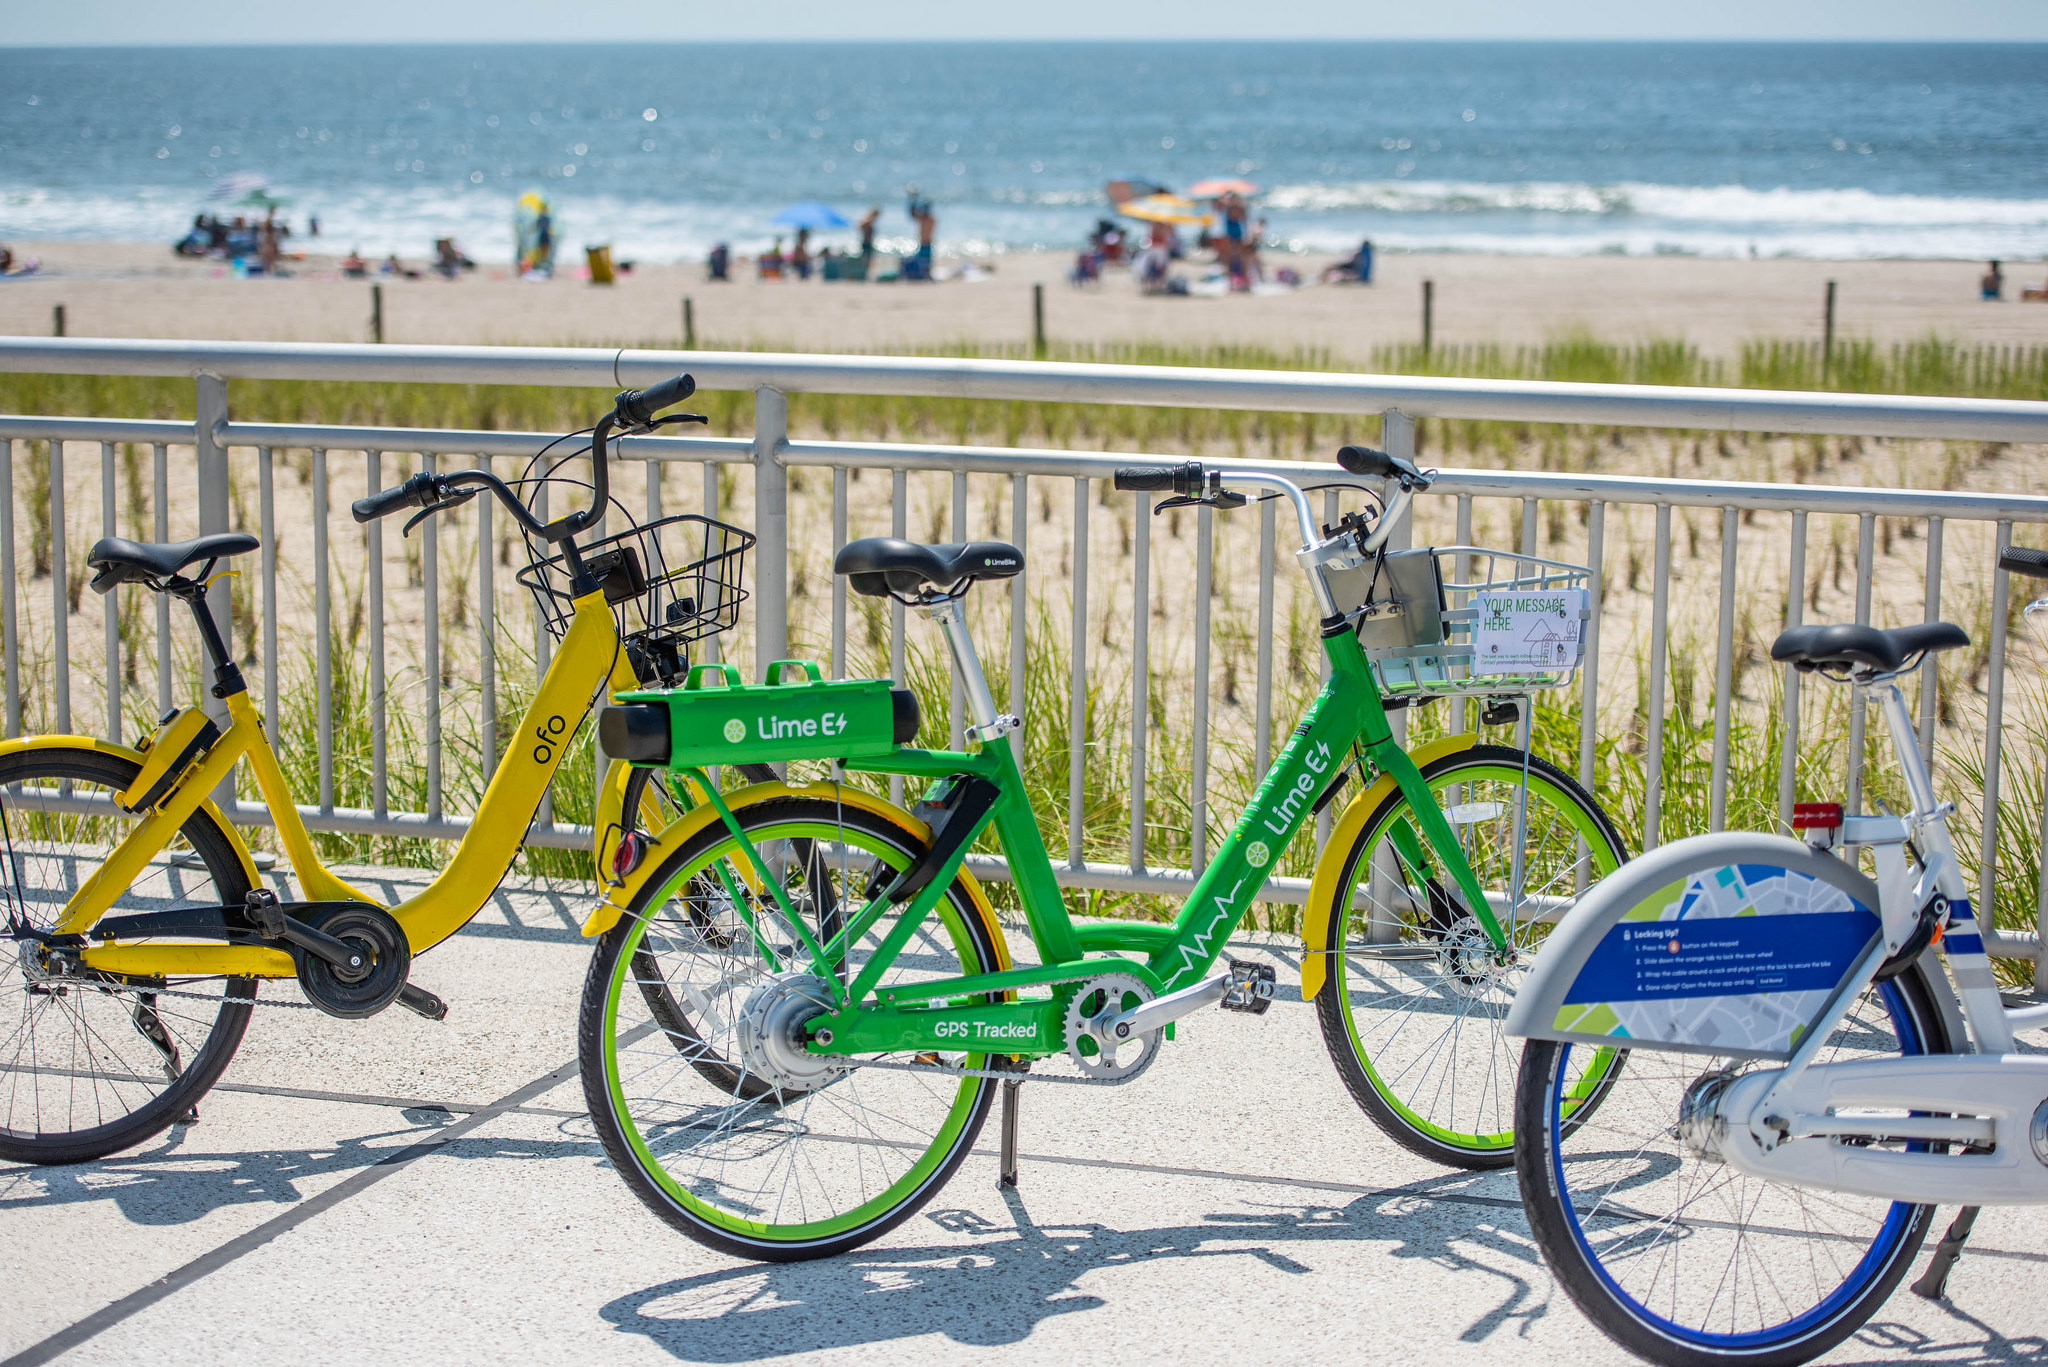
1314,744,1627,1168
1515,964,1949,1367
579,795,1006,1261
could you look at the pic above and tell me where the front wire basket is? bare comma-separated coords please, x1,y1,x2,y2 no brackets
1359,545,1592,698
517,513,753,684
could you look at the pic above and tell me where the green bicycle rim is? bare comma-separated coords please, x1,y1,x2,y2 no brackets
601,818,990,1244
1334,761,1622,1152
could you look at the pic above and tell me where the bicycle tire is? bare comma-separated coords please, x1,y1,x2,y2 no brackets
0,746,257,1164
579,794,1003,1261
1515,961,1949,1367
1315,744,1627,1168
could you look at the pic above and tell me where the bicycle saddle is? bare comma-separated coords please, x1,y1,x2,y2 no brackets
834,538,1024,599
1770,620,1969,674
86,533,260,592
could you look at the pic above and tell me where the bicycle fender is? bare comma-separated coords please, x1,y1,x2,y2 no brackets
0,734,263,892
579,780,1011,969
1299,733,1476,1002
1503,832,1884,1062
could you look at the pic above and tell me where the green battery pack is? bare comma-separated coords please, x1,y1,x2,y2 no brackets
599,659,921,769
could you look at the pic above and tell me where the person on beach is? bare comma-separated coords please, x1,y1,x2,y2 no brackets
341,248,368,278
707,242,730,281
858,207,879,267
759,237,784,279
792,227,812,280
1982,260,2004,301
257,214,281,275
1322,238,1374,284
905,192,936,281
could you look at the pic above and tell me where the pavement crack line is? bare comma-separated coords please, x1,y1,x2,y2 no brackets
2,1056,582,1367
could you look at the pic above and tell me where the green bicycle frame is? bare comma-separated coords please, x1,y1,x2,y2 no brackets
690,617,1505,1062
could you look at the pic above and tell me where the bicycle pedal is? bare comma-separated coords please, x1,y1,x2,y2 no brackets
1221,959,1276,1014
396,983,449,1021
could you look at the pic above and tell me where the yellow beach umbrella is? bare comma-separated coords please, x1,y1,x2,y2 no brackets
1119,193,1210,225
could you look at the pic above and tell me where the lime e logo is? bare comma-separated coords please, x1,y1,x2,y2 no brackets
722,718,746,743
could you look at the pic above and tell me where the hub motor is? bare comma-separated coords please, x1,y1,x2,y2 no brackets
735,973,843,1096
1676,1065,1741,1164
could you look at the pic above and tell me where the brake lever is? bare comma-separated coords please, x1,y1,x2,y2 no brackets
1153,491,1249,513
401,488,479,538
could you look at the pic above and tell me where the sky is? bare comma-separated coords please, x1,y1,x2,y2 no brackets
5,0,2047,45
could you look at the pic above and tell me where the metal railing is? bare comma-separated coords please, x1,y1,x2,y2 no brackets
2,336,2045,985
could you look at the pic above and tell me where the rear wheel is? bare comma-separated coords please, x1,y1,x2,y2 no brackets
1315,745,1626,1168
0,747,256,1164
1516,965,1948,1367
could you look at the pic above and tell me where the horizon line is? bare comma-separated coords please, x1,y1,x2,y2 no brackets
7,36,2046,49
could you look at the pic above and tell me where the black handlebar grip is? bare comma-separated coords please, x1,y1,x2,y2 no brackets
1114,465,1179,492
1113,460,1204,495
2000,544,2048,581
616,373,697,428
1337,445,1396,477
350,470,437,524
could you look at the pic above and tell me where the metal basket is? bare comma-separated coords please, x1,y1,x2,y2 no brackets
517,513,753,685
1354,546,1592,698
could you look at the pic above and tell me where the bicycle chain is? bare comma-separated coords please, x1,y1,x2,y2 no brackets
53,982,324,1011
832,1053,1129,1087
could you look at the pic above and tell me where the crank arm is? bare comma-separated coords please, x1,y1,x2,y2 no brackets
1098,972,1231,1043
266,916,372,974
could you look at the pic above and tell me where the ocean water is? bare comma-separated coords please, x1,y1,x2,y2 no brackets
2,41,2045,263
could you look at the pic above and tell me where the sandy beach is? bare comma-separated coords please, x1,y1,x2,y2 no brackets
1,240,2043,356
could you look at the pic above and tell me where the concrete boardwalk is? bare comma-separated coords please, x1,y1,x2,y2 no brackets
4,866,2043,1366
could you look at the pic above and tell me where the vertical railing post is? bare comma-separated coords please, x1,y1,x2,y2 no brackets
1918,517,1944,771
101,442,121,743
1845,513,1876,810
1380,410,1416,758
49,440,68,736
195,374,232,805
1776,511,1808,829
1191,505,1213,873
1009,473,1027,767
1979,522,2014,933
1129,491,1150,874
1579,501,1605,805
1068,477,1089,869
1708,506,1738,831
752,386,788,681
0,439,15,737
1643,504,1671,849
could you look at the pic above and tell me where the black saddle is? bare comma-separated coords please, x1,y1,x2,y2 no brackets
1771,621,1969,675
834,538,1024,599
87,533,260,594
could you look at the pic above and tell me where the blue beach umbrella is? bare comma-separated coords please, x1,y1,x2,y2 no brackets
769,201,850,230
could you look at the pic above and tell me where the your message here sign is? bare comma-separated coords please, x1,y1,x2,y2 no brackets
1472,587,1588,675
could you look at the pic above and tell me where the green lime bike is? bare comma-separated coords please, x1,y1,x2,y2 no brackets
575,449,1627,1260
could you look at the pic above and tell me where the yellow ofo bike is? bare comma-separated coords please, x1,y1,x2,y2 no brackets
0,375,756,1164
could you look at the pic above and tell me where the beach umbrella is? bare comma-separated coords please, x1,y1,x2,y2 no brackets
1186,177,1260,198
1119,194,1209,225
769,202,850,230
236,189,293,211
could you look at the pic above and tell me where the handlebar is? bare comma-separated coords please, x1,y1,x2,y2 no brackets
351,470,439,524
1336,444,1425,487
351,374,701,550
2001,545,2048,581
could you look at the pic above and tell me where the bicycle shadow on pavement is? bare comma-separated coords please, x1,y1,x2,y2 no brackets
0,1108,603,1226
599,1169,1559,1361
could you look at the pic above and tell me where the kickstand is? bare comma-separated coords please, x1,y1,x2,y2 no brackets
997,1077,1024,1189
1911,1206,1981,1300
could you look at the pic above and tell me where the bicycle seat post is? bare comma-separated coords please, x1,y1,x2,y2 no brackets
925,597,1000,733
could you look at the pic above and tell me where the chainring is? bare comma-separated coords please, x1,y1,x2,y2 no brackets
294,904,411,1019
1063,972,1159,1084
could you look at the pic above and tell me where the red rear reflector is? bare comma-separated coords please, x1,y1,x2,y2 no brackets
1792,802,1843,830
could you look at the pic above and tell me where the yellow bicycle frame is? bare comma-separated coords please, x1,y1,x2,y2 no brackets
62,587,639,979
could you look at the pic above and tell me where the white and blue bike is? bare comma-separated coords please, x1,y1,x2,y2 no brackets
1507,552,2048,1367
